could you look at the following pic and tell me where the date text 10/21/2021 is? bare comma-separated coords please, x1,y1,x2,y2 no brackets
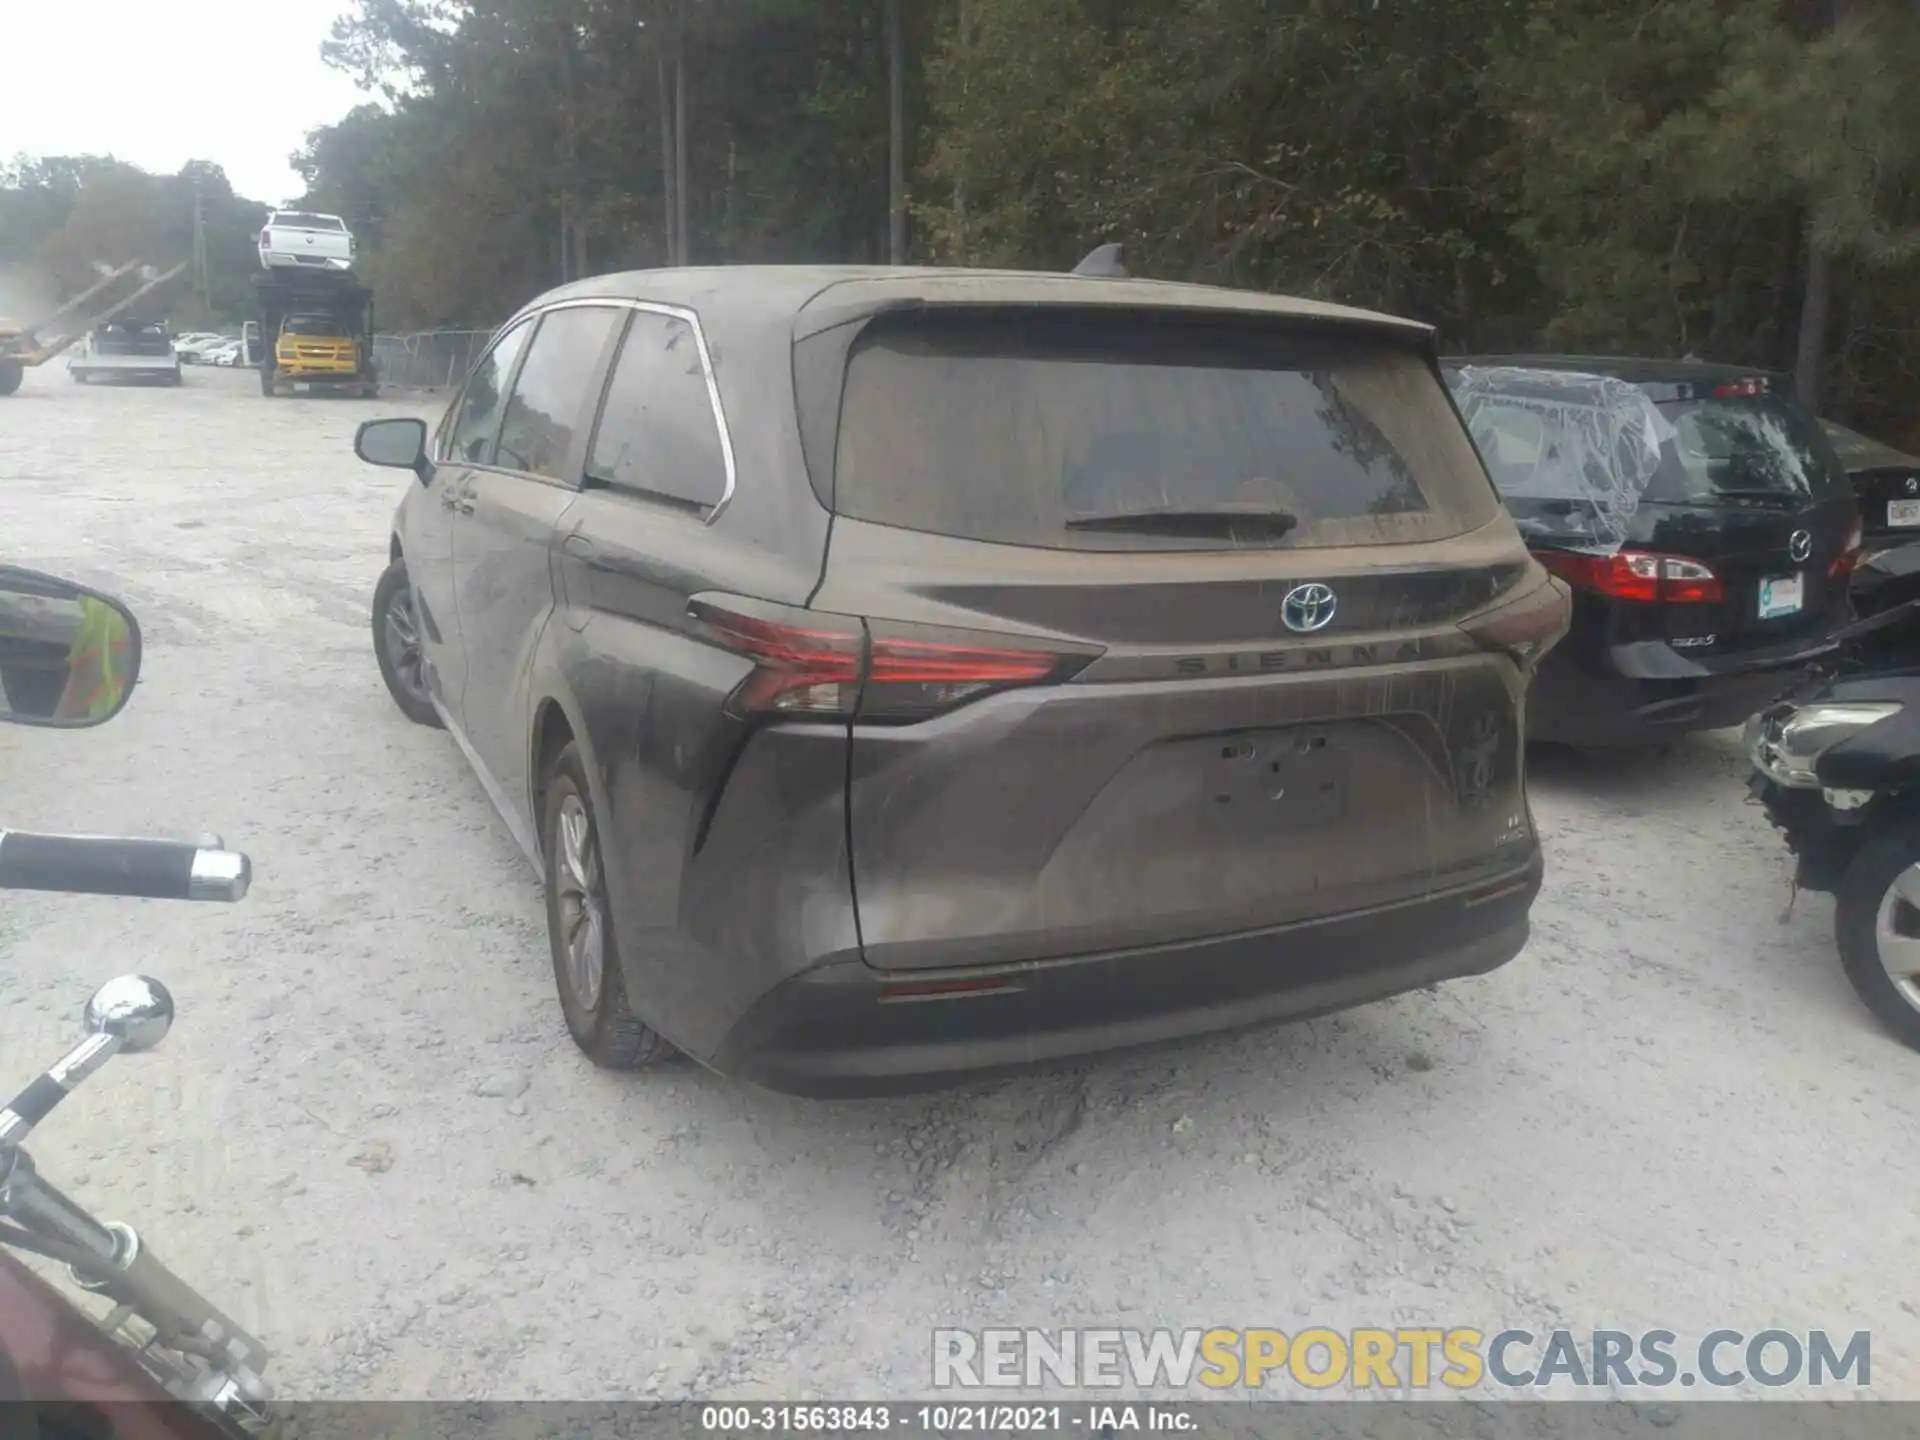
698,1405,1196,1433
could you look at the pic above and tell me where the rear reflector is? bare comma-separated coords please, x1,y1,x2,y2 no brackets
690,594,1103,723
1534,548,1724,604
877,975,1027,1004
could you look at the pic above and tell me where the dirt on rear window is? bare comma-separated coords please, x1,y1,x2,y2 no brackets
831,310,1500,552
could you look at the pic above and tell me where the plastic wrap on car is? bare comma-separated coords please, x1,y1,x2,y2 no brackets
1449,366,1676,557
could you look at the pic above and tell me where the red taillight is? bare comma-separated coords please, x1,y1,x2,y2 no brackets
689,595,1100,722
693,604,864,715
1832,517,1864,579
260,228,270,245
1713,378,1769,398
1534,548,1723,603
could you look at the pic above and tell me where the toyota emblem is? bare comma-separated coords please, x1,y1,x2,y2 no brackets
1281,583,1338,634
1789,529,1812,563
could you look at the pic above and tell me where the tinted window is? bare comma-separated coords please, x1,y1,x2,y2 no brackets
832,312,1497,551
494,307,622,481
447,319,533,465
282,314,340,336
274,212,345,231
585,311,729,508
1460,376,1845,510
1647,397,1846,504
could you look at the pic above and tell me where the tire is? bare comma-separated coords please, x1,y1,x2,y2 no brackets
0,360,21,396
541,741,674,1071
370,559,442,728
1835,824,1920,1051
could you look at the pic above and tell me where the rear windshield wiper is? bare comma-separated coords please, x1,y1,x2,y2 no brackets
1064,504,1299,538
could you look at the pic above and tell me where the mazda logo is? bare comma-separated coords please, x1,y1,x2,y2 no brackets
1789,530,1812,563
1281,583,1338,634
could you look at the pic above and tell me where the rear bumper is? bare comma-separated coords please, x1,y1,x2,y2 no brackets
1529,637,1842,747
274,365,366,385
261,253,354,272
70,358,177,377
708,852,1541,1097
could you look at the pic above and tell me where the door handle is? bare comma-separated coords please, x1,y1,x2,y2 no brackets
563,536,594,558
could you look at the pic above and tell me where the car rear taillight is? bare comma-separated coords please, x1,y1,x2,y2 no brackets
689,595,1102,723
260,228,270,245
1713,378,1769,398
1458,570,1572,668
1831,517,1864,579
1534,548,1724,603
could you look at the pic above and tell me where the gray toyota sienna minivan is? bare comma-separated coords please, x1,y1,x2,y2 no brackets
355,265,1570,1096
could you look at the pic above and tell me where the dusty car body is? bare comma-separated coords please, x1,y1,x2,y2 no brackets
361,265,1569,1096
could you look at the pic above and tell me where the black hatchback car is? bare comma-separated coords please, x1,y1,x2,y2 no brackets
1821,419,1920,556
353,267,1569,1096
1447,357,1863,747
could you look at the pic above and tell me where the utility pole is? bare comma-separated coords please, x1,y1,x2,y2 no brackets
191,176,210,312
885,0,906,265
952,0,968,263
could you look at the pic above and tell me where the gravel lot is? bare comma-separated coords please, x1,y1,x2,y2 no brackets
1,361,1916,1403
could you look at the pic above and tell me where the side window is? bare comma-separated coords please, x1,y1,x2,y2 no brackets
585,311,730,509
447,319,533,465
494,306,623,481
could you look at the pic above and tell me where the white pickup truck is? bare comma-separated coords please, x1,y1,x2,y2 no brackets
258,211,356,273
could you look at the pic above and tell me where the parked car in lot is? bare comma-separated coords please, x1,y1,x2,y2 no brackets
173,333,228,364
257,210,356,273
1821,419,1920,557
1447,358,1862,747
355,265,1568,1096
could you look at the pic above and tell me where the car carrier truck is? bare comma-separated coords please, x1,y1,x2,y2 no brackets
253,269,378,398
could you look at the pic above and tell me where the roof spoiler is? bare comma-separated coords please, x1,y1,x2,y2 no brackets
1070,243,1128,279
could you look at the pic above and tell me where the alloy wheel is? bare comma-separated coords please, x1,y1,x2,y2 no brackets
555,794,606,1013
1872,862,1920,1012
382,586,431,707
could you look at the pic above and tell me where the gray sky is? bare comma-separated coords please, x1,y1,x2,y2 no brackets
4,1,373,204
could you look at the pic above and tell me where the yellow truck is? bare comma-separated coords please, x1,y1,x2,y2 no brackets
255,272,377,398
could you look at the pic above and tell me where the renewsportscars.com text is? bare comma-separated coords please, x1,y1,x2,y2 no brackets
932,1327,1872,1392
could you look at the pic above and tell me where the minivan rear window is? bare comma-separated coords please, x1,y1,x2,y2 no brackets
1451,366,1846,554
830,312,1499,551
1647,397,1846,506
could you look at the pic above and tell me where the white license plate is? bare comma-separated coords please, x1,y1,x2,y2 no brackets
1889,499,1920,526
1758,574,1804,620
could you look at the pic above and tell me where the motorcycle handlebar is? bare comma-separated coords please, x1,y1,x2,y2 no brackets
0,831,250,902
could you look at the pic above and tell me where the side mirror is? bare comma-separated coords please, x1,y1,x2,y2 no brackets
0,567,142,728
355,416,433,483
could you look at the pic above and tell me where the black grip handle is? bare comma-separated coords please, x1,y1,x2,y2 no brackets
0,831,244,901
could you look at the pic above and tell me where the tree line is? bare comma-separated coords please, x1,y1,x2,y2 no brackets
0,156,268,329
4,0,1915,445
292,0,1918,443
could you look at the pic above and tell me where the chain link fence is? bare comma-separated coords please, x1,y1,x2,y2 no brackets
370,329,495,392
